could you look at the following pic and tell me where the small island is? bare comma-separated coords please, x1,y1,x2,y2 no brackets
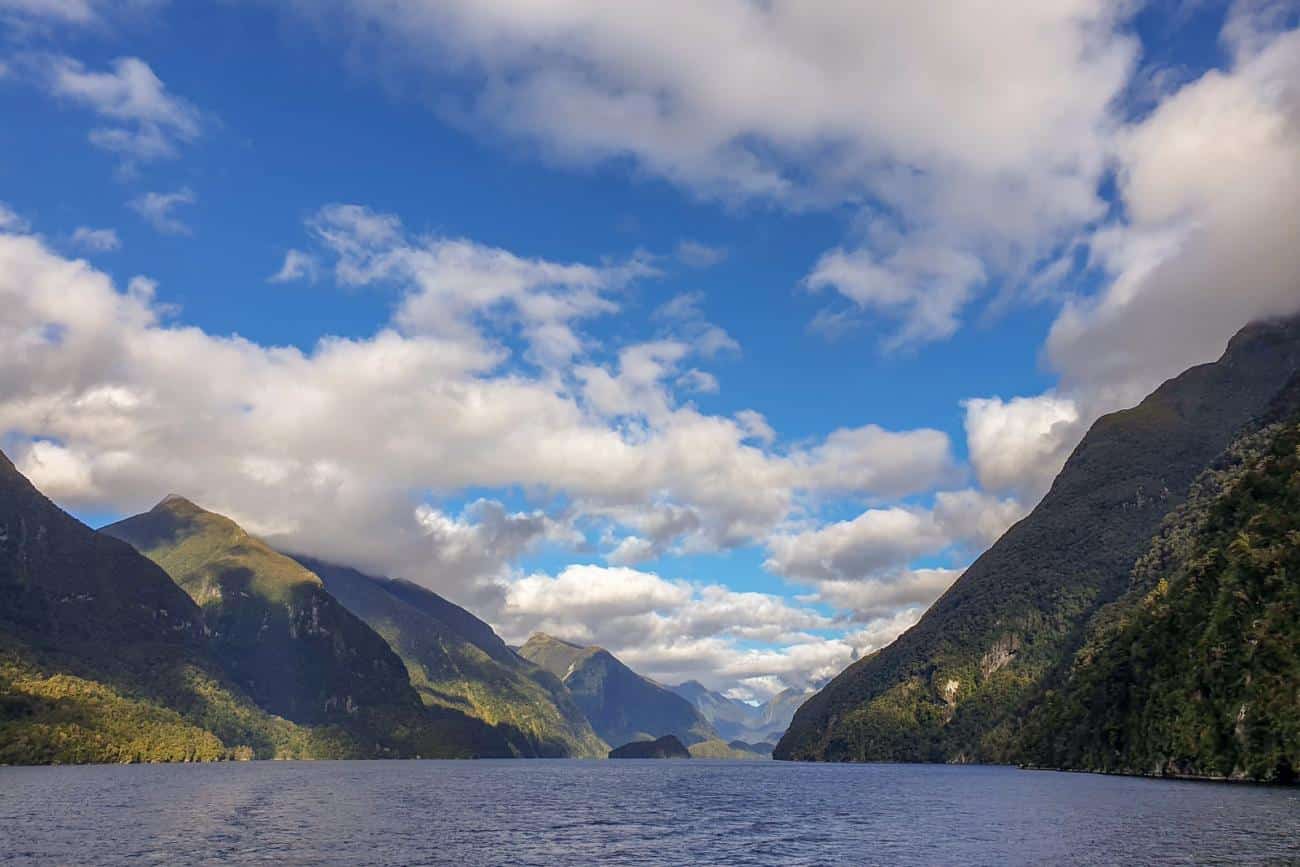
608,735,691,759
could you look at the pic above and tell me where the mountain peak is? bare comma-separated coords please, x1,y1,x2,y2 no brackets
153,493,201,513
526,632,585,650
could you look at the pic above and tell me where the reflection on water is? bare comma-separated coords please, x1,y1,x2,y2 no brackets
1,760,1297,866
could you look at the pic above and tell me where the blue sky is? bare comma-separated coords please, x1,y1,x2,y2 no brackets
2,0,1297,698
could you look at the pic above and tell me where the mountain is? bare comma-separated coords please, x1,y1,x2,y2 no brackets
102,497,514,758
519,633,717,746
671,680,809,743
687,738,769,760
778,314,1300,764
609,734,690,759
1017,380,1300,783
0,450,355,763
291,556,607,758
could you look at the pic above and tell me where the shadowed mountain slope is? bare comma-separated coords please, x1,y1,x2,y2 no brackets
292,556,607,758
0,451,363,763
102,499,514,758
778,314,1300,763
519,633,717,747
1017,377,1300,783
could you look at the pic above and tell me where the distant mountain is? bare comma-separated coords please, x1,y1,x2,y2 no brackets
1017,380,1300,783
778,314,1300,765
609,734,690,759
291,556,607,758
102,498,514,758
670,680,809,743
519,633,717,746
0,451,348,763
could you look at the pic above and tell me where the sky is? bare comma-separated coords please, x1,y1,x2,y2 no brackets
1,0,1297,701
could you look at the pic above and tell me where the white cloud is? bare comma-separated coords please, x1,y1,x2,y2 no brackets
1046,22,1300,402
0,218,962,604
807,567,962,621
70,226,120,252
291,0,1136,350
128,188,195,235
963,394,1082,502
804,242,986,350
269,249,320,284
46,56,200,164
765,490,1023,584
496,562,854,695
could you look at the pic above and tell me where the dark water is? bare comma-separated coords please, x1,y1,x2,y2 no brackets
1,761,1297,866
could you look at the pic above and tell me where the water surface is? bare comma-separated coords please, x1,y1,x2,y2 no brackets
2,760,1296,865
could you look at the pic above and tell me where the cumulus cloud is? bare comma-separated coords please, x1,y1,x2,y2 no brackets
44,56,200,165
70,226,120,252
1047,20,1300,404
807,567,963,621
128,188,195,235
0,216,959,593
964,15,1300,502
288,0,1135,350
764,491,1023,584
495,563,870,695
963,394,1083,503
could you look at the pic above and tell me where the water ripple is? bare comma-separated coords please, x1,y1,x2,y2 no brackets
0,761,1296,866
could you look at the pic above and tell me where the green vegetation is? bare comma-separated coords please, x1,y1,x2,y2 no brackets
777,314,1300,768
520,633,717,747
687,738,768,760
295,557,608,758
1018,412,1300,782
103,499,423,726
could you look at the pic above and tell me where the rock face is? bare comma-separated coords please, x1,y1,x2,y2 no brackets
292,556,608,758
777,314,1300,764
519,633,717,747
609,735,691,759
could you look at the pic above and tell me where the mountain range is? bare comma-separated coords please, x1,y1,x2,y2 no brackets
776,314,1300,783
669,680,810,745
0,469,764,762
517,632,718,747
3,314,1298,779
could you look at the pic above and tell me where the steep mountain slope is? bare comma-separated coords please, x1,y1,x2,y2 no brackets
778,314,1300,763
1017,383,1300,783
292,556,607,758
519,633,717,746
671,680,809,743
0,450,353,763
102,498,513,758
